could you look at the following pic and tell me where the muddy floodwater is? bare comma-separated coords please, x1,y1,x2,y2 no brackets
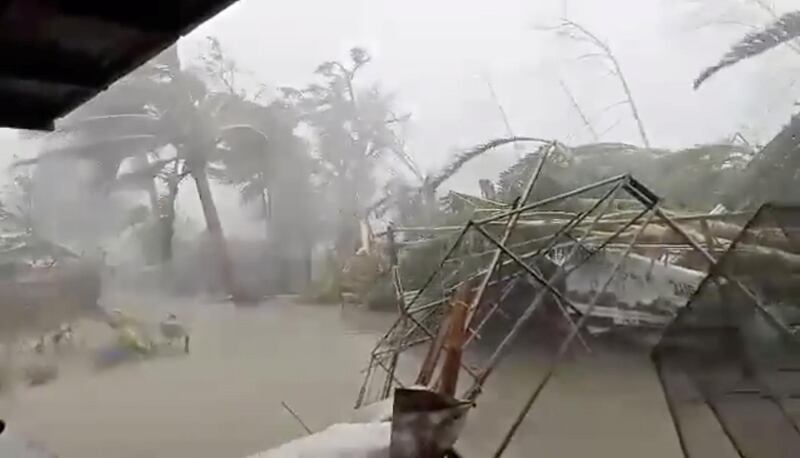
0,295,684,457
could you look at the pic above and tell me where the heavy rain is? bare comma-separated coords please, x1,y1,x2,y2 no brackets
0,1,798,457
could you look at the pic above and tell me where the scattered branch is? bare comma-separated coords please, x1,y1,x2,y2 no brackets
558,79,599,142
555,20,651,148
280,401,313,435
427,137,551,191
480,74,518,143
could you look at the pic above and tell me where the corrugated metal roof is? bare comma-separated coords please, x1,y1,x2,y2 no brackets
0,0,240,130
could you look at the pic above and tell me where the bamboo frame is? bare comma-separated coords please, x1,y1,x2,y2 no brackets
491,208,658,456
355,170,721,424
357,172,693,408
464,143,552,330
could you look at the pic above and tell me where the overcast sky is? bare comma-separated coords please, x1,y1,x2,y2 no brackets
184,0,798,183
0,0,798,237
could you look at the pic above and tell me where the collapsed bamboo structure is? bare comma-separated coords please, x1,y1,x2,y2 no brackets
356,165,719,409
346,135,800,455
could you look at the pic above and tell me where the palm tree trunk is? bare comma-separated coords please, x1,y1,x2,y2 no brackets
129,154,160,212
146,183,159,214
190,165,244,302
160,182,178,263
261,189,270,241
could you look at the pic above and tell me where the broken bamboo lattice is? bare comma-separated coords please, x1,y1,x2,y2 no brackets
356,171,721,410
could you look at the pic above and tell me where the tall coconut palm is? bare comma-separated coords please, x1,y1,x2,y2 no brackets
209,97,318,291
211,99,315,233
18,43,267,302
286,48,418,258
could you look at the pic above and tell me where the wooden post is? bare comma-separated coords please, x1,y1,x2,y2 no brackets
387,224,398,268
380,225,405,399
438,294,470,397
416,282,472,387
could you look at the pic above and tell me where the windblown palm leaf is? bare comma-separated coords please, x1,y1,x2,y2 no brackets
239,178,268,206
55,114,161,139
695,10,800,89
496,144,568,202
113,158,177,191
0,235,78,261
426,136,549,191
15,135,159,167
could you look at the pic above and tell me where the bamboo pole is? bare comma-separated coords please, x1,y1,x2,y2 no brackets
437,288,471,396
373,336,432,358
559,78,599,142
465,186,646,392
465,180,627,350
652,361,692,458
381,266,407,399
464,181,626,351
464,275,522,347
281,401,313,435
416,283,471,386
492,208,657,457
370,223,473,354
464,144,552,333
355,356,377,408
465,203,653,401
475,174,628,225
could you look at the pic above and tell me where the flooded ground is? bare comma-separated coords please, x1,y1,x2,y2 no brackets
0,295,684,457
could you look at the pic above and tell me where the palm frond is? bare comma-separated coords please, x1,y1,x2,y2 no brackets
150,44,182,78
205,164,237,185
239,179,266,205
0,209,29,232
56,114,160,138
427,136,550,191
0,233,78,260
15,135,158,168
218,124,269,144
113,158,176,190
695,10,800,89
569,142,647,157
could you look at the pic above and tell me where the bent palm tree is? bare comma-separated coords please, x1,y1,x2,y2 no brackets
18,44,268,302
290,48,423,259
695,10,800,89
694,10,800,208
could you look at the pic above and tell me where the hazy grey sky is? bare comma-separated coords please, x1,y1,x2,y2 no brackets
184,0,798,182
0,0,797,237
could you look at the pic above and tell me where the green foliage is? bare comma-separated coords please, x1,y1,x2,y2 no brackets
426,137,549,192
496,141,753,210
17,41,294,270
0,172,78,264
380,138,765,289
275,47,415,259
216,96,318,248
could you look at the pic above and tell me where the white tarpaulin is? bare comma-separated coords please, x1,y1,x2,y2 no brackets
244,422,391,458
560,251,705,326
